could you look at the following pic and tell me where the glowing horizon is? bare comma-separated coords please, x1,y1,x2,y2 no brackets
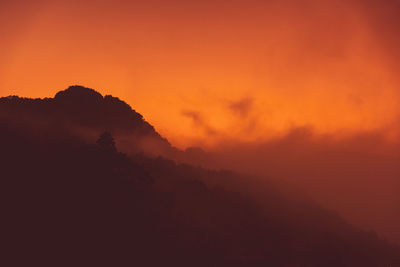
1,0,399,148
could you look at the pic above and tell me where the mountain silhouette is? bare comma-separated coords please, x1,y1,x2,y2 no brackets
0,85,173,155
1,86,399,266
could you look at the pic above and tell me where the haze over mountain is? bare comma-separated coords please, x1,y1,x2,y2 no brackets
2,0,400,265
1,85,399,244
1,86,399,266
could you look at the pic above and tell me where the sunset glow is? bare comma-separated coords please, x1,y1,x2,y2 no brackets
2,1,400,261
1,0,400,148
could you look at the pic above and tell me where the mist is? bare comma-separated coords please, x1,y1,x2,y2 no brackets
180,126,400,244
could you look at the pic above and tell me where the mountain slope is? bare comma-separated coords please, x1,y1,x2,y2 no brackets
0,85,173,155
1,86,399,266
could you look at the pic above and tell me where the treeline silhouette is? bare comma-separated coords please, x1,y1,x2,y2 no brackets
1,86,399,266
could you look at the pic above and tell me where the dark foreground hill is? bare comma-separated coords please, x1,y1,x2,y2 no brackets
1,86,399,266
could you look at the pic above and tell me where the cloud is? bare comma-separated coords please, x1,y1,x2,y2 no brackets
229,97,254,118
181,110,217,136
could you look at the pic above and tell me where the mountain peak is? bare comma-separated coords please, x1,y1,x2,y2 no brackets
0,85,173,156
54,85,103,102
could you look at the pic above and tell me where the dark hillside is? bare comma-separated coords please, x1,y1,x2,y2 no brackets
1,88,399,266
0,85,172,155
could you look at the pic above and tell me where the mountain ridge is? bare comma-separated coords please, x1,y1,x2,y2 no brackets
0,85,174,155
1,85,400,266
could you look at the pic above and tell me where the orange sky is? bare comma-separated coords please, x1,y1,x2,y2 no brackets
1,0,399,148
